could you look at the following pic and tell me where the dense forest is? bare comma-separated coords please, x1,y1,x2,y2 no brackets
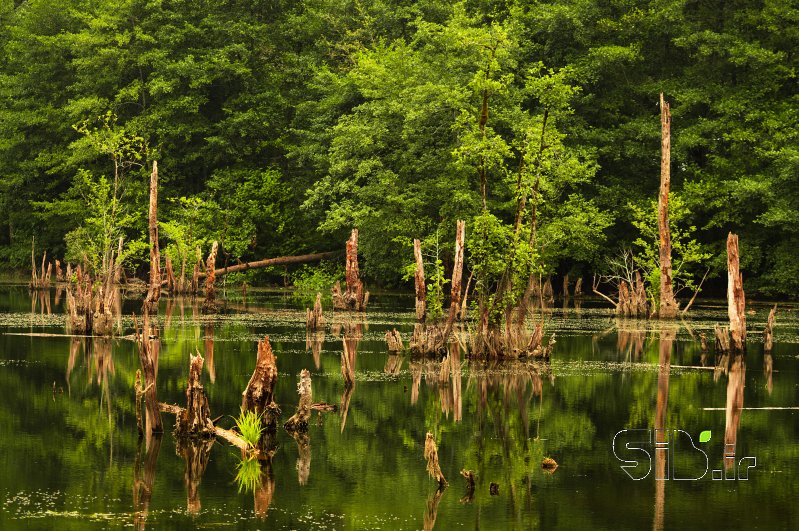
1,0,797,298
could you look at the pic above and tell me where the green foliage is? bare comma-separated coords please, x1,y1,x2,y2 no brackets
233,408,263,450
630,193,712,303
292,261,344,304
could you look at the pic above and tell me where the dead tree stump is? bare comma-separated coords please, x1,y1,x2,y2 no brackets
764,305,777,353
424,432,447,487
202,242,219,313
144,161,161,314
332,229,369,311
658,93,679,318
726,233,746,352
242,336,280,429
305,293,324,331
385,329,404,352
574,277,583,297
414,238,427,321
284,369,312,432
176,353,215,438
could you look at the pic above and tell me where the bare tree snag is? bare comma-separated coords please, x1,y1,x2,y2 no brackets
202,242,219,313
284,369,312,431
242,336,280,429
726,233,746,352
424,432,447,487
414,239,427,321
386,329,404,352
443,221,465,339
144,161,161,314
176,353,215,438
134,313,163,436
764,305,777,353
658,94,678,318
332,229,368,311
305,293,324,331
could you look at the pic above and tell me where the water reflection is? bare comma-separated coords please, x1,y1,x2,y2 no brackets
133,434,162,531
653,328,675,531
724,353,745,476
178,438,215,515
423,487,446,531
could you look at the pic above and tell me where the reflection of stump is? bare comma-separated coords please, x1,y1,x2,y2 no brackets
423,487,445,531
133,435,162,531
176,353,215,438
177,437,214,515
386,329,404,352
254,459,275,518
242,336,280,429
284,369,312,432
291,431,311,486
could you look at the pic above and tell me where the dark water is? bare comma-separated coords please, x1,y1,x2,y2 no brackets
0,286,797,530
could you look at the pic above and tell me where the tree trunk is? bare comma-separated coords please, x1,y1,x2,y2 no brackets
726,233,746,352
414,238,427,321
441,220,465,343
332,229,368,311
197,251,339,278
658,94,678,318
284,369,312,431
176,353,215,438
202,242,219,313
144,161,161,314
242,336,280,429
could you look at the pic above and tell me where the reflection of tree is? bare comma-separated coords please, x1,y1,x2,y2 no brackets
204,322,215,384
653,328,675,531
423,487,446,531
616,318,646,361
291,431,311,485
177,437,215,515
133,434,162,531
724,353,745,475
306,329,324,370
764,352,773,396
254,458,275,518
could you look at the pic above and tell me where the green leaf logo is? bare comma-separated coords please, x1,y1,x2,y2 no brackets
699,430,712,443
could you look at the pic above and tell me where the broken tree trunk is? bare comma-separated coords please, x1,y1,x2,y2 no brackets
241,336,280,429
134,313,163,436
175,353,215,438
196,251,339,278
284,369,312,432
442,220,465,342
202,241,219,313
55,260,63,282
144,161,161,314
385,329,404,352
764,305,777,353
414,238,427,321
726,233,746,352
424,432,447,487
305,293,324,331
658,93,678,318
574,277,583,297
332,229,368,311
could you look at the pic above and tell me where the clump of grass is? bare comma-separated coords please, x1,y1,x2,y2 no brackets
234,408,263,449
234,457,261,494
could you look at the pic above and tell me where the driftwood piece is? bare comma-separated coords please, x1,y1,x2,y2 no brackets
386,329,404,352
175,353,215,438
658,94,678,318
414,239,427,321
726,233,746,352
305,293,324,331
332,229,368,311
144,161,161,314
134,313,163,436
202,241,219,313
284,369,312,431
764,305,777,352
242,336,280,428
424,432,447,487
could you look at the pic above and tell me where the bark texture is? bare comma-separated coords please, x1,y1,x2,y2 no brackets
658,94,678,318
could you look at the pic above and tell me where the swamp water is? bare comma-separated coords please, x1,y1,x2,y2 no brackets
0,285,797,530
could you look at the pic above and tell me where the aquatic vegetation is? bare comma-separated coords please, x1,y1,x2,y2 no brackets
234,408,264,449
234,457,261,494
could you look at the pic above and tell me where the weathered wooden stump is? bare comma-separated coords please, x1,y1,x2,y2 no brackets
242,336,280,429
202,241,220,313
284,369,312,432
175,353,215,438
332,229,369,311
305,292,324,331
385,328,404,352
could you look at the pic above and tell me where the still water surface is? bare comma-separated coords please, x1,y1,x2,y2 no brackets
0,286,797,529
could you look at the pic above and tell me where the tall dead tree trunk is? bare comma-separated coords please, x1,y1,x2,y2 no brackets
727,233,746,352
414,239,427,321
441,220,465,343
658,94,678,318
202,242,219,313
242,336,280,429
144,161,161,314
332,229,368,311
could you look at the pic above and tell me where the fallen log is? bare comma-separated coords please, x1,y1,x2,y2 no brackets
196,251,339,278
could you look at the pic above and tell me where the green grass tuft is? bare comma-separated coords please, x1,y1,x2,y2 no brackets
234,457,261,494
234,408,263,449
